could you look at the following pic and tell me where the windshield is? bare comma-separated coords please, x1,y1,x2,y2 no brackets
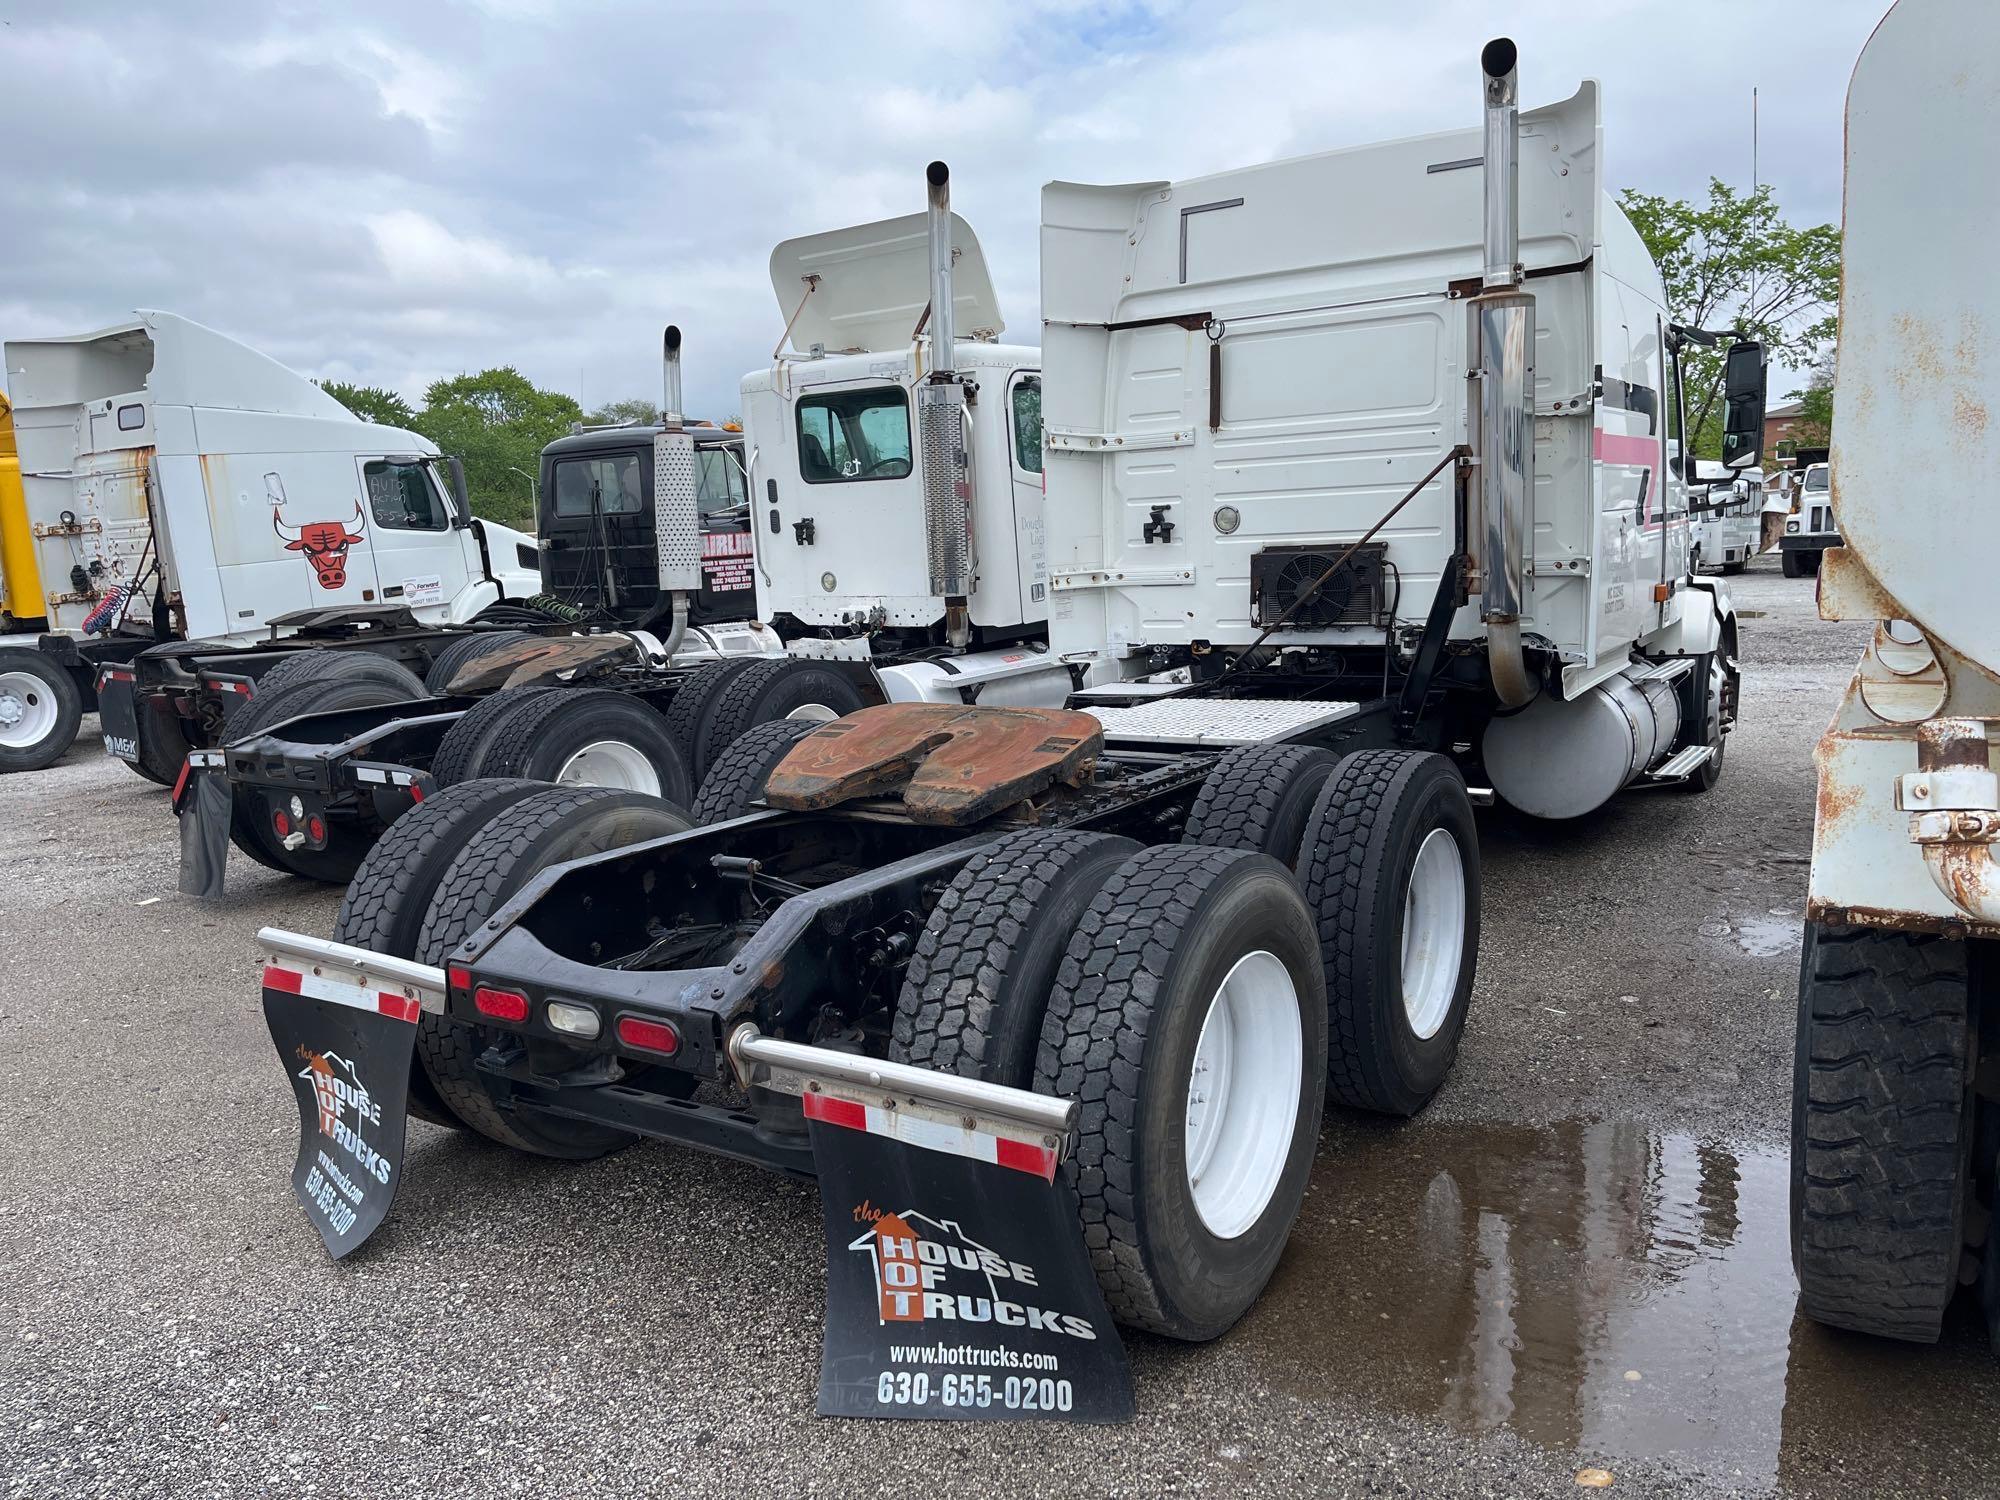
1803,467,1829,492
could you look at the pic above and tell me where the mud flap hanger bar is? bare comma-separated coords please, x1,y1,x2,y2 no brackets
728,1026,1077,1165
258,928,449,1014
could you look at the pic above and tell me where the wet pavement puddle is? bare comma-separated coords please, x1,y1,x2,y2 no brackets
1239,1121,2000,1490
1698,912,1800,958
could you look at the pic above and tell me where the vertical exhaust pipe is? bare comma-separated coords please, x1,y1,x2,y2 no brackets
648,322,694,653
1472,37,1535,707
661,324,685,431
920,161,972,648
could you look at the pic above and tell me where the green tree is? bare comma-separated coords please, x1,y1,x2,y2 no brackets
588,397,662,427
411,367,584,528
316,379,418,429
1619,180,1840,459
1790,350,1835,450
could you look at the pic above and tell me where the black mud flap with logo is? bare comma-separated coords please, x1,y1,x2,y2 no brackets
97,667,141,762
175,751,230,899
809,1097,1135,1424
261,962,421,1259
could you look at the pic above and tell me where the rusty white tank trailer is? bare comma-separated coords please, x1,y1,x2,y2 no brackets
253,38,1768,1395
1790,0,2000,1354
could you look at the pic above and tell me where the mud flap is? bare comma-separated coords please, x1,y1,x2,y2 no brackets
809,1098,1134,1423
175,752,231,898
262,963,421,1258
96,668,142,763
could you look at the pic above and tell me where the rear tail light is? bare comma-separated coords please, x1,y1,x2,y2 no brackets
447,965,473,992
616,1016,681,1056
272,809,291,837
306,815,326,842
473,986,530,1023
545,1000,600,1039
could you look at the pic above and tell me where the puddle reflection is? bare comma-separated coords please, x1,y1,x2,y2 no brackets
1245,1121,1998,1489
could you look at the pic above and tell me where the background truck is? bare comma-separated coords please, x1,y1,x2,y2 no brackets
1690,461,1762,576
1781,455,1838,576
1791,0,2000,1353
1041,40,1766,820
0,311,542,775
252,37,1759,1371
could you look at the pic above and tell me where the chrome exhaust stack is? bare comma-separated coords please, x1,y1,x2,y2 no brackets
1471,37,1535,707
649,322,696,653
920,160,973,648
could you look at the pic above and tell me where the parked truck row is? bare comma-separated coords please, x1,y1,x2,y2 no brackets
249,35,1783,1374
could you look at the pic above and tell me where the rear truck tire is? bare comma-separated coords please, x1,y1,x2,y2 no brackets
1780,550,1804,578
661,657,763,779
890,829,1141,1084
1299,748,1480,1118
694,658,868,785
691,718,822,825
1790,923,1981,1343
224,670,427,882
1034,844,1328,1340
1679,657,1727,796
0,647,83,774
421,630,534,693
225,648,427,723
331,776,547,1130
459,687,692,806
428,685,554,788
414,785,694,1158
1181,743,1343,867
1721,559,1748,576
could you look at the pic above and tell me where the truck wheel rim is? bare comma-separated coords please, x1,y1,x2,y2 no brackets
1402,827,1466,1040
554,740,660,793
1184,948,1303,1240
785,703,839,723
0,671,57,750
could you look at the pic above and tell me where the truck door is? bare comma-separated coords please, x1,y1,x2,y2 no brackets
356,455,470,620
209,455,377,626
790,382,931,625
694,443,756,623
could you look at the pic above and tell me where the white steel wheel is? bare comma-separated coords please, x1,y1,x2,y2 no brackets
553,739,661,793
0,670,58,750
1401,827,1467,1041
784,702,840,723
1184,948,1304,1240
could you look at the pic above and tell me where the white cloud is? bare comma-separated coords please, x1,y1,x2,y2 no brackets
2,1,1885,418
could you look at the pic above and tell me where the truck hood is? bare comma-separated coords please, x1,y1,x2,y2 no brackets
769,211,1002,355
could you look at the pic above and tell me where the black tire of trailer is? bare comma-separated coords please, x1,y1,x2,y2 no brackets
456,687,692,806
1790,922,1982,1343
331,776,551,1129
1781,549,1821,579
1034,844,1328,1340
1300,748,1480,1118
691,717,822,824
1181,743,1344,867
123,698,186,786
414,785,695,1158
890,829,1141,1084
660,657,764,780
224,648,426,723
428,684,556,787
1720,559,1748,576
1679,654,1728,797
224,672,428,882
693,659,869,785
0,647,84,774
422,630,536,694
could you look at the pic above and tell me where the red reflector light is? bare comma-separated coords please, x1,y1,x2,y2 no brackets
473,986,530,1023
307,815,326,842
272,809,291,837
616,1016,681,1056
447,965,472,991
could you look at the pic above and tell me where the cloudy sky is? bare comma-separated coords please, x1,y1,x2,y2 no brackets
1,0,1886,420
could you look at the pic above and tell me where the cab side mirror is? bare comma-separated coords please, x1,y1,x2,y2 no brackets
1720,340,1767,470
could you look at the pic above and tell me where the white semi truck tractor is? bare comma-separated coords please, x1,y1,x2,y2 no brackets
1792,0,2000,1351
0,311,541,775
1041,40,1768,820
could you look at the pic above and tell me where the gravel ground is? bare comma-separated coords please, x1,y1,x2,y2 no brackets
3,553,1995,1498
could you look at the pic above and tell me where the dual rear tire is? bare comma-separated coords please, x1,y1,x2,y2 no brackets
886,743,1479,1340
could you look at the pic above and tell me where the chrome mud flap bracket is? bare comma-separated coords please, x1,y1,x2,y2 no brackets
728,1028,1136,1423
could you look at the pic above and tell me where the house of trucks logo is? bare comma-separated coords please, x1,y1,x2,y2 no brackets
293,1044,392,1186
848,1203,1099,1341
